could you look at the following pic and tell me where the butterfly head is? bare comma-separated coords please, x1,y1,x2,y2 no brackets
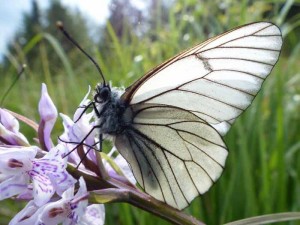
94,84,112,104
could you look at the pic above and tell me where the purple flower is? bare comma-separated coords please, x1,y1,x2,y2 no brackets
0,83,143,225
0,108,19,133
0,108,29,146
104,147,136,185
0,145,75,206
38,83,58,151
34,144,76,197
9,177,89,225
59,87,97,166
78,204,105,225
0,146,37,201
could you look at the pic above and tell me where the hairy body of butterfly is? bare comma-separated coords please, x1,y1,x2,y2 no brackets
93,22,283,210
94,84,128,135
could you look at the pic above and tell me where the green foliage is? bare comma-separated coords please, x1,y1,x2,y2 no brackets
1,0,300,224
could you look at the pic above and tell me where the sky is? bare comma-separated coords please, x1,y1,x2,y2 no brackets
0,0,110,60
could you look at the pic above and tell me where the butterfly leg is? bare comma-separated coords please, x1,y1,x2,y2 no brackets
74,101,94,123
61,124,103,158
92,101,101,117
74,100,103,123
99,133,103,152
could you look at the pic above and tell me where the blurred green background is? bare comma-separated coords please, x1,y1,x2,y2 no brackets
0,0,300,224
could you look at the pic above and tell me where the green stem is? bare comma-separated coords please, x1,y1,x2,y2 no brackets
1,64,26,106
68,165,204,225
90,187,204,225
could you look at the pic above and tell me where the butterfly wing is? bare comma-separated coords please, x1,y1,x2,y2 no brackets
122,22,282,135
115,104,227,209
115,22,282,209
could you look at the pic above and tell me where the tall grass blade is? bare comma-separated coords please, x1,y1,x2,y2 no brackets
225,212,300,225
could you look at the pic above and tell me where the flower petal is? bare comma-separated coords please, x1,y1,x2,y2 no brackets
60,113,82,142
31,146,75,204
0,171,10,182
78,204,105,225
105,147,136,185
9,200,40,225
0,123,29,146
46,145,76,195
17,185,34,200
38,198,68,225
48,170,76,196
14,199,68,225
59,112,96,166
77,177,87,197
11,178,88,225
73,86,91,122
38,83,58,151
0,108,19,133
67,177,88,224
30,170,55,206
60,113,94,145
0,174,29,200
0,147,37,175
114,154,136,184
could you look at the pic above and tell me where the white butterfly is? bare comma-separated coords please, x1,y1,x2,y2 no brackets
71,22,283,210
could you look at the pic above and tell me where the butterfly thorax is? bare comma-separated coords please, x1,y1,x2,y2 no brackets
94,85,130,135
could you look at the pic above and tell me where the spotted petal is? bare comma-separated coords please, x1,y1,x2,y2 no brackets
31,146,75,205
0,174,29,200
9,200,41,225
0,147,37,175
78,204,105,225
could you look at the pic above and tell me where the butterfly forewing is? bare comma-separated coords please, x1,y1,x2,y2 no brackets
121,22,282,135
115,22,282,209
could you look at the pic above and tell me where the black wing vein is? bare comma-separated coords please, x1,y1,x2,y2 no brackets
128,132,169,204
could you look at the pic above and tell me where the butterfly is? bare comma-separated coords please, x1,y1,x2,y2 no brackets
60,22,283,210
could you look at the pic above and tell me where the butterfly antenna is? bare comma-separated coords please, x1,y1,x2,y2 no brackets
1,64,26,106
56,21,106,85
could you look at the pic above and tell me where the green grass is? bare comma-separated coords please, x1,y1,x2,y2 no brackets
1,1,300,224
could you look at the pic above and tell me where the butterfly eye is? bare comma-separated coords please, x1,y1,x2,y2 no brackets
95,86,110,103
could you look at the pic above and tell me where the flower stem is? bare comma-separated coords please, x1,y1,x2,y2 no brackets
90,176,205,225
68,163,205,225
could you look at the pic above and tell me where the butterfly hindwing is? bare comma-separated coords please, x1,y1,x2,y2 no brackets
115,104,227,209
